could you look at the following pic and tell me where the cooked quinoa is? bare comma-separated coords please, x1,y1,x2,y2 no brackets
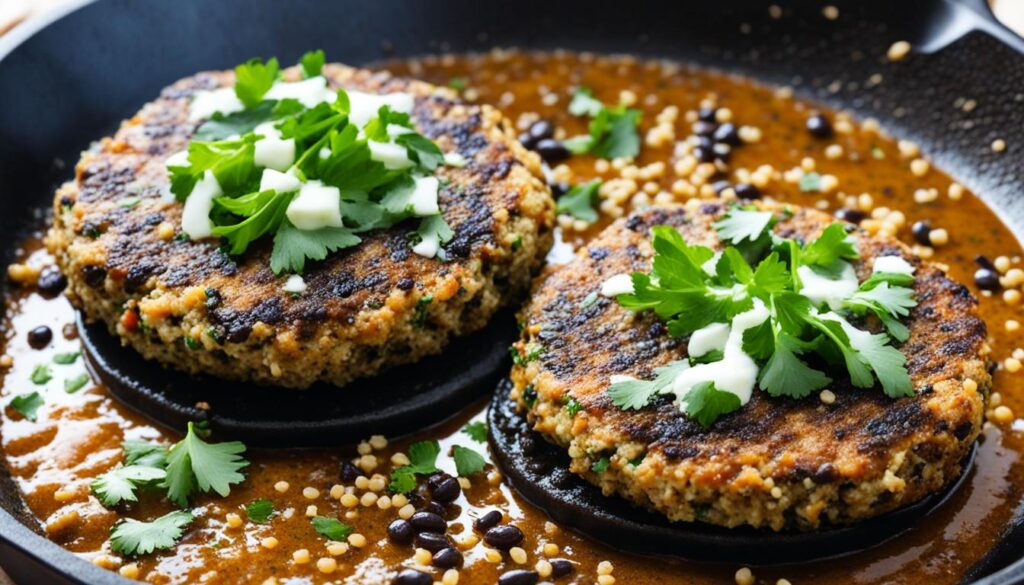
47,64,555,388
510,199,988,531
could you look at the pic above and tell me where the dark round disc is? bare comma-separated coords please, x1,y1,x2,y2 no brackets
78,310,516,447
487,379,978,565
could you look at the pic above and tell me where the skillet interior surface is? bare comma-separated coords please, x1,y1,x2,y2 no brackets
1,0,1023,584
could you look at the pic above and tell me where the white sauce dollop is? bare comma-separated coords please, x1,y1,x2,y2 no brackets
347,91,416,128
259,168,302,194
412,230,442,258
688,322,730,357
368,140,414,170
797,262,859,310
253,122,296,171
264,76,336,108
600,274,636,297
872,255,915,275
180,171,222,239
282,275,307,294
670,299,770,408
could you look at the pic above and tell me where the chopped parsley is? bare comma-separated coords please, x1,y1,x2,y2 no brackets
30,364,52,385
591,457,610,473
389,439,440,493
522,384,538,408
510,343,544,367
110,511,193,556
52,351,80,365
565,397,583,417
64,373,90,393
10,392,43,422
123,440,169,468
462,421,488,443
609,207,916,426
556,179,601,223
452,445,487,477
311,516,352,541
245,498,275,523
173,52,454,275
564,88,641,159
413,294,433,326
163,422,248,507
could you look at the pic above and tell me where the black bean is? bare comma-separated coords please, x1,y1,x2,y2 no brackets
697,107,718,122
975,255,996,270
474,509,503,533
528,120,555,142
36,267,67,297
518,132,538,150
339,462,361,482
734,183,760,200
410,511,446,533
484,524,524,550
430,476,461,503
498,570,539,585
27,326,52,349
711,180,732,195
81,265,106,288
387,519,415,545
393,569,432,585
713,123,740,146
806,114,833,138
549,182,569,198
432,547,463,568
414,531,449,553
692,121,717,136
549,558,575,578
534,139,570,164
696,135,714,149
975,268,1000,291
834,208,866,224
423,501,447,517
911,220,932,246
692,146,715,163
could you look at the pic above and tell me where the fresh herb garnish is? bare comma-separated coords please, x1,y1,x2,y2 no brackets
556,179,601,223
609,207,917,426
311,516,352,541
233,57,280,108
462,421,488,443
389,440,441,493
299,50,326,79
245,498,275,523
565,397,583,417
52,351,80,365
92,465,167,506
163,422,248,507
453,445,487,477
30,364,52,385
110,511,193,556
564,88,641,159
64,373,90,393
123,440,169,468
591,457,610,473
510,343,544,367
10,392,43,422
799,172,822,192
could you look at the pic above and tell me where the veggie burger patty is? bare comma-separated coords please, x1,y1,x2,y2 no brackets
510,199,988,530
47,63,555,388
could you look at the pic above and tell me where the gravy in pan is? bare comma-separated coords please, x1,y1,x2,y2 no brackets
3,50,1024,585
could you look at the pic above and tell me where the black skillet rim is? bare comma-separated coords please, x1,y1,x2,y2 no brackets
2,0,1024,584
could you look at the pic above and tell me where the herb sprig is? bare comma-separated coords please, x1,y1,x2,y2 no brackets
564,88,641,159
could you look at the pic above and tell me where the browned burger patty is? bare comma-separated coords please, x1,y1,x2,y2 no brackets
510,199,988,530
47,64,555,389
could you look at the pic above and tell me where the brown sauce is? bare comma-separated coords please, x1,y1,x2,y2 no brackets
2,50,1024,585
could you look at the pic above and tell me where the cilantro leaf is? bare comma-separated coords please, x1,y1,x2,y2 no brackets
844,282,916,342
715,209,774,245
608,360,690,410
194,101,277,141
10,392,43,422
123,440,168,468
462,421,487,443
110,511,193,556
64,373,90,393
453,445,487,477
163,422,248,507
299,50,326,79
846,328,914,398
169,136,259,201
591,457,610,473
556,179,601,223
234,57,280,108
245,498,275,523
389,440,440,493
311,516,352,541
801,223,858,268
53,351,80,365
568,88,604,117
396,133,444,171
92,465,166,506
270,220,360,274
757,333,831,398
684,382,742,428
213,191,293,255
565,88,641,159
30,364,52,385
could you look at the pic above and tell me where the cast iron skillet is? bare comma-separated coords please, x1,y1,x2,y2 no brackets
1,0,1023,583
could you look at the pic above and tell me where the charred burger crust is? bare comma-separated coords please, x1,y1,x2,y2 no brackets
511,199,987,530
48,64,555,388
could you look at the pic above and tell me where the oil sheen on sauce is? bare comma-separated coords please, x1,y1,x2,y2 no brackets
2,50,1023,585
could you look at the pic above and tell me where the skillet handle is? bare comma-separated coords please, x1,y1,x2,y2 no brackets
914,0,1024,54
